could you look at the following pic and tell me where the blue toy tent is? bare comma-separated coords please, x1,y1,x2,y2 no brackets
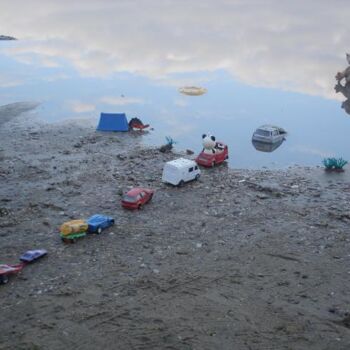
97,113,129,132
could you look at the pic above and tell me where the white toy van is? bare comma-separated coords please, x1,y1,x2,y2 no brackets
162,158,201,186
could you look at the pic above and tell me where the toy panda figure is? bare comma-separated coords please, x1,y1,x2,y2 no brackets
202,133,217,154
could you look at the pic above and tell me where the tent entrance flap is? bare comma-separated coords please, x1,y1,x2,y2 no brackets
97,113,129,131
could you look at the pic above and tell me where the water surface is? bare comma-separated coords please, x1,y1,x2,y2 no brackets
1,1,349,168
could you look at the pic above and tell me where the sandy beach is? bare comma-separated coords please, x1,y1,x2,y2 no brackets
1,103,350,350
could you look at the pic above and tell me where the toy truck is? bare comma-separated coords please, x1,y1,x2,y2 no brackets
60,215,114,243
60,220,88,243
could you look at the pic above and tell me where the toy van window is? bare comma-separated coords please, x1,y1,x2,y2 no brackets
189,167,193,172
140,192,145,198
256,129,270,137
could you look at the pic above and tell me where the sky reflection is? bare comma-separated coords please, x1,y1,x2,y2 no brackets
0,1,349,168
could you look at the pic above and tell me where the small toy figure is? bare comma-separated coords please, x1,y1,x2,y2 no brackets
202,134,217,154
196,134,228,167
60,215,114,243
128,117,150,130
122,188,154,209
0,249,47,284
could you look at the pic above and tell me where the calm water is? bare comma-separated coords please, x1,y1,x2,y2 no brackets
1,1,350,168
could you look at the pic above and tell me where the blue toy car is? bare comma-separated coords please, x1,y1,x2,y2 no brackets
20,249,48,263
87,214,114,234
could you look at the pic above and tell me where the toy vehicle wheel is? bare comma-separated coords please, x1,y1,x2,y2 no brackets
195,174,200,180
225,155,229,160
62,237,69,244
97,227,102,234
138,204,143,210
211,161,216,167
178,180,184,187
0,275,9,284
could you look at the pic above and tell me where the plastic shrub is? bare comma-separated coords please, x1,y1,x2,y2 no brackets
165,136,177,146
322,157,348,171
160,136,177,153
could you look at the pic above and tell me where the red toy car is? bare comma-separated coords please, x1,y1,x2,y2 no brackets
196,142,229,167
0,264,24,284
0,249,47,284
121,188,154,210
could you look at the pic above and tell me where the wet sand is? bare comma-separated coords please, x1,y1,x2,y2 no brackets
1,103,350,350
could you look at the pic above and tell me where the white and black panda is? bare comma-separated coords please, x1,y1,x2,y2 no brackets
202,133,217,154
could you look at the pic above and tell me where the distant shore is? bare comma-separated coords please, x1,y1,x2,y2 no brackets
0,35,16,40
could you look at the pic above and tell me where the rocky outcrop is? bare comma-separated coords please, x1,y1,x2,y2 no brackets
0,35,16,40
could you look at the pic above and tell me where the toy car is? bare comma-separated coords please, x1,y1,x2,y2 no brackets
122,188,154,209
196,142,228,167
1,249,47,284
162,158,201,186
59,219,89,243
87,214,114,234
20,249,47,263
252,125,286,144
0,264,24,284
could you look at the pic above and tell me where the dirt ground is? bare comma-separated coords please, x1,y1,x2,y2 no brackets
1,102,350,350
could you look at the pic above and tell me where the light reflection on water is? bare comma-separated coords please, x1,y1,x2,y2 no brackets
0,1,349,168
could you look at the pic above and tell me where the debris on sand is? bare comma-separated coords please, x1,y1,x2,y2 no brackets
178,86,207,96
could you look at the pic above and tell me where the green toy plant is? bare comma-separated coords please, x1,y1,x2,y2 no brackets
322,157,348,171
159,136,178,153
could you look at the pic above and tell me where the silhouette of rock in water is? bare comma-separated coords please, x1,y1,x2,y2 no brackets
335,53,350,115
0,35,16,40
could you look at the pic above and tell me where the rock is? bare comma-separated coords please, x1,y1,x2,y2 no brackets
0,35,16,40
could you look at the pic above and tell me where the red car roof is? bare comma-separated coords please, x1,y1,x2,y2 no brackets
126,188,153,196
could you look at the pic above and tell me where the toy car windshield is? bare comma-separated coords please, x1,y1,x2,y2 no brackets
122,195,138,203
